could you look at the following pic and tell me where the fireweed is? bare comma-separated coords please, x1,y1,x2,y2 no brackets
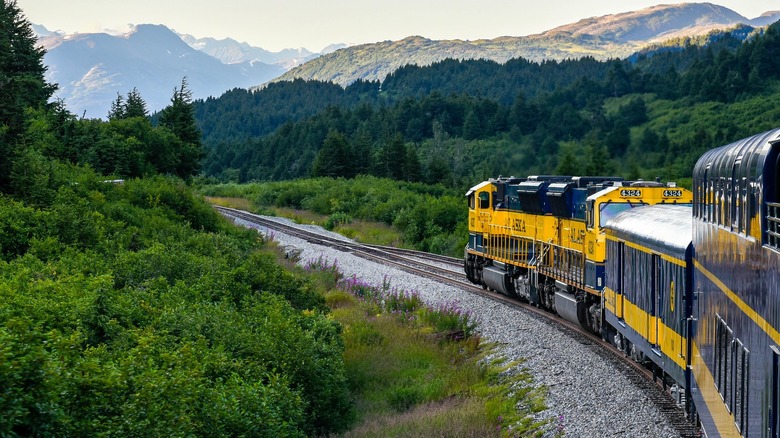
418,301,477,339
303,255,341,277
334,272,476,339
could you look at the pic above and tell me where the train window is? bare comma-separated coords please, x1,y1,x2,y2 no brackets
740,177,747,234
734,340,749,435
714,314,750,435
700,178,705,220
478,192,490,209
714,314,733,410
700,169,709,219
708,178,715,223
468,193,475,210
730,166,738,231
718,177,726,226
767,202,780,248
713,178,718,223
747,191,753,235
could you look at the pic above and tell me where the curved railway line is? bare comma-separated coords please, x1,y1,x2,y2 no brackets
217,206,700,437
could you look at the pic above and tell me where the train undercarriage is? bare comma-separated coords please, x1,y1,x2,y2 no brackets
464,252,602,335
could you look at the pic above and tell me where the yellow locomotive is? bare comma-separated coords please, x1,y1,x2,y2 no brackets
464,176,693,333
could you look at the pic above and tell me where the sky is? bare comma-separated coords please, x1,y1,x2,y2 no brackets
16,0,780,52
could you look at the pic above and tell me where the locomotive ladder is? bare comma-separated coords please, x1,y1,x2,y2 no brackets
767,202,780,248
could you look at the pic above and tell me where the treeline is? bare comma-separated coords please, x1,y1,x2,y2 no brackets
198,23,780,186
1,1,354,435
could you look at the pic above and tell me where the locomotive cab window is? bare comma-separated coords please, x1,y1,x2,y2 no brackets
468,193,475,210
587,200,594,228
479,192,490,209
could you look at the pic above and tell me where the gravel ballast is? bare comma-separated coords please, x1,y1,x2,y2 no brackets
230,214,683,437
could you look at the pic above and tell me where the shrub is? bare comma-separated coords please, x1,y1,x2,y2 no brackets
325,211,352,230
0,172,352,436
419,302,477,340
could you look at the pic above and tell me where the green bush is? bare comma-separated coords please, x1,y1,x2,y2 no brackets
0,171,352,436
325,211,352,230
0,197,48,260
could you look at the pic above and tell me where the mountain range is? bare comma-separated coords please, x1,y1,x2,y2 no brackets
36,25,303,118
272,3,780,86
33,2,780,119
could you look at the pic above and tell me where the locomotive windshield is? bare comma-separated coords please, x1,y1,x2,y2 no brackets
599,202,646,227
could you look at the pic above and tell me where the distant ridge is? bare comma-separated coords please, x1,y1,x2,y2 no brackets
269,2,780,87
177,33,328,68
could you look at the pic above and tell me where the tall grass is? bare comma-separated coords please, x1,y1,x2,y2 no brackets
303,257,550,436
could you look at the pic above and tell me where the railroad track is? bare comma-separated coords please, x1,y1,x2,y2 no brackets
217,206,699,437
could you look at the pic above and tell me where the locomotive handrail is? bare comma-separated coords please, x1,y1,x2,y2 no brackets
536,239,585,289
486,224,535,264
766,202,780,247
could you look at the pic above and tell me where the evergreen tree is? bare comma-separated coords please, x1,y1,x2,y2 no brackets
426,158,452,186
124,87,149,118
605,61,632,97
108,93,125,120
311,130,350,178
555,146,580,175
350,125,373,176
108,88,148,120
403,144,422,182
374,132,407,180
638,127,660,153
584,136,614,176
605,121,630,157
462,109,481,140
619,97,648,126
158,77,203,178
0,0,56,190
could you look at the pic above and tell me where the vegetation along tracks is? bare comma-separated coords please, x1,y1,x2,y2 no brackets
217,206,698,437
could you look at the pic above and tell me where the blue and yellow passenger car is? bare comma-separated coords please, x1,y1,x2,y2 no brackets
603,205,693,413
690,127,780,437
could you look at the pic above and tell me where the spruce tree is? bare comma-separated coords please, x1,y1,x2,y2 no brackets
107,93,125,120
350,125,372,176
383,132,407,181
403,144,422,182
158,77,203,178
0,0,56,190
124,87,148,118
312,130,349,178
556,145,580,175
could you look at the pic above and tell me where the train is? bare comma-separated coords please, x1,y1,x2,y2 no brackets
463,127,780,437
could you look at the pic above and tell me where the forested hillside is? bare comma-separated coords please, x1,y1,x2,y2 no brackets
197,23,780,187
